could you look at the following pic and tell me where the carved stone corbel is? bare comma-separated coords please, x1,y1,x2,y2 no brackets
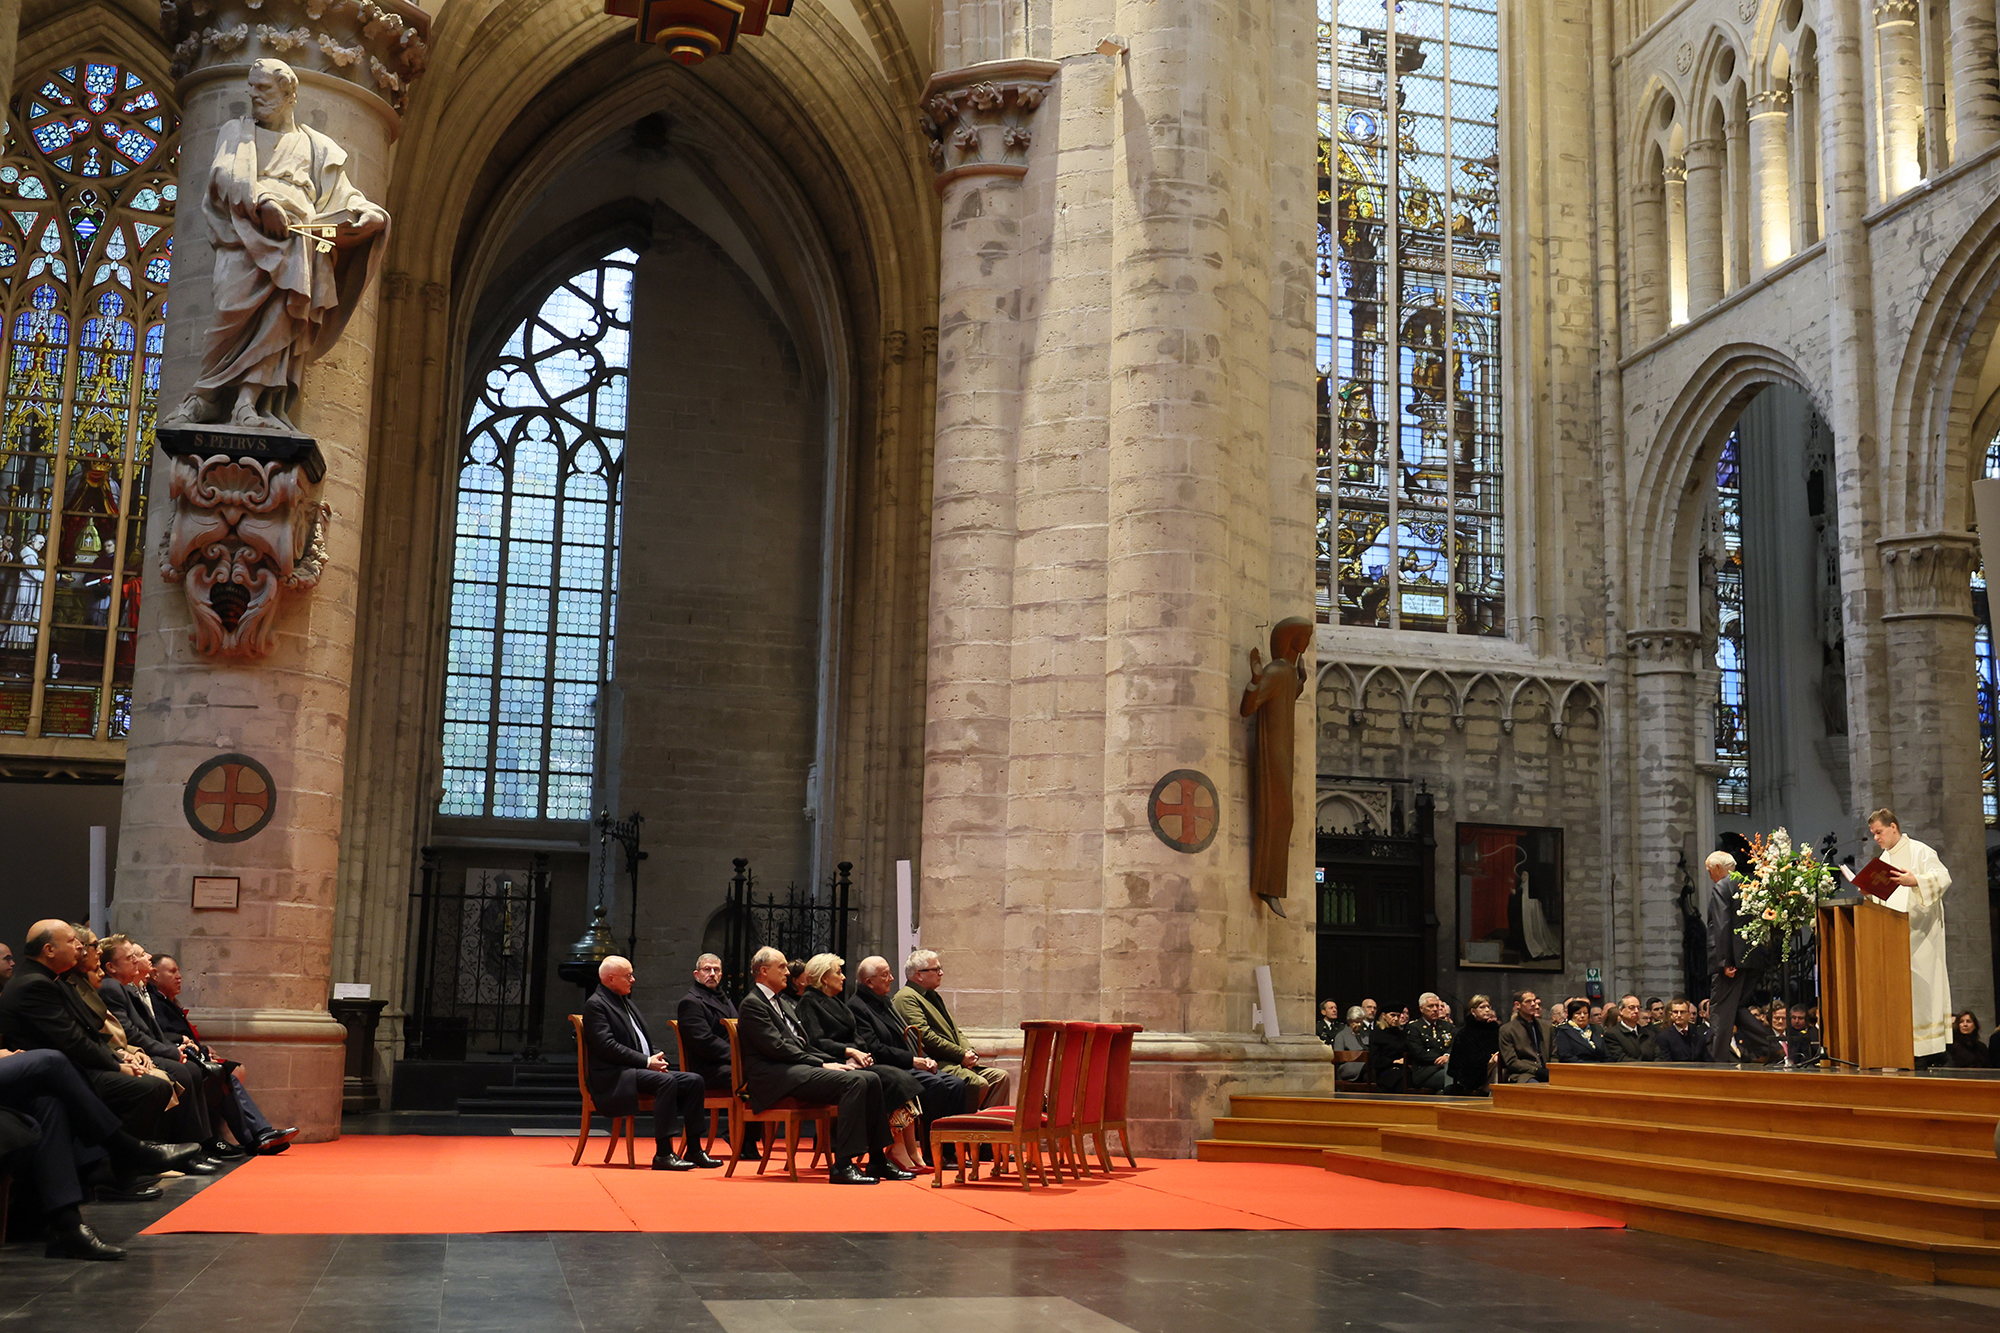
920,59,1060,192
1626,627,1706,675
160,0,432,113
1879,531,1980,621
158,438,329,659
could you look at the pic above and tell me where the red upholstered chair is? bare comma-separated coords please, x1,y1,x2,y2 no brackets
1073,1022,1117,1175
720,1017,835,1180
929,1020,1062,1188
1041,1021,1093,1181
1087,1022,1142,1171
568,1013,654,1167
666,1018,735,1154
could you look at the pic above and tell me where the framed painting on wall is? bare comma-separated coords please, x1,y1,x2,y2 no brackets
1456,823,1564,971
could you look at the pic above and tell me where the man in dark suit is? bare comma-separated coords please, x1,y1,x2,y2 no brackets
738,946,900,1184
1496,990,1551,1083
1601,994,1658,1062
676,952,756,1158
583,956,715,1171
1705,851,1778,1063
97,935,223,1165
0,920,171,1136
848,955,967,1143
1654,997,1712,1061
143,953,296,1155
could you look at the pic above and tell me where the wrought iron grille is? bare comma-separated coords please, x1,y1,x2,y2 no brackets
720,859,854,999
405,849,553,1058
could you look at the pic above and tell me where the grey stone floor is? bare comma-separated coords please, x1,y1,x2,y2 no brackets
4,1164,1999,1332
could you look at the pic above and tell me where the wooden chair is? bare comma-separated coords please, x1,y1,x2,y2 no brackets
1094,1022,1143,1169
720,1017,835,1181
666,1018,735,1154
1331,1048,1377,1092
928,1020,1062,1189
567,1013,653,1167
1074,1022,1118,1175
1040,1021,1092,1181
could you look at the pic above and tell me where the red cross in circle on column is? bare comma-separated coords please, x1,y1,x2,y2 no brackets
192,762,270,837
1151,774,1217,852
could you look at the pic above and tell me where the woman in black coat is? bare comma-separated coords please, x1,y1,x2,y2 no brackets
799,954,925,1171
1947,1011,1989,1069
1446,995,1503,1096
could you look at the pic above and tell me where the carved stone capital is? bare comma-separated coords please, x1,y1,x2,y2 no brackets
920,59,1060,192
1750,87,1791,115
161,0,431,113
1878,531,1979,621
1627,627,1705,675
1662,157,1687,186
157,438,330,659
1874,0,1919,24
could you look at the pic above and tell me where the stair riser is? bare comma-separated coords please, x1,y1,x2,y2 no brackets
1320,1149,2000,1288
1196,1141,1331,1167
1210,1119,1385,1147
1225,1097,1440,1126
1494,1087,1998,1150
1378,1130,2000,1238
1431,1107,2000,1192
1550,1067,2000,1116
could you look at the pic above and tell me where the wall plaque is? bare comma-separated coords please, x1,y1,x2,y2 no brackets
192,876,241,910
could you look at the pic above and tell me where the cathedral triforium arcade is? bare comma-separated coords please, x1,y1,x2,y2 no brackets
0,0,1990,1146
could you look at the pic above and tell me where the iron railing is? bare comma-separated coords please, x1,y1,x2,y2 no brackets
405,849,553,1059
720,859,855,1000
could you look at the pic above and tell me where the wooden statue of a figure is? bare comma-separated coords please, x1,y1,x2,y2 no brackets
1240,616,1313,917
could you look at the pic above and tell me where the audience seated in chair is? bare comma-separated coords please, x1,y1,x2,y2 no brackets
893,950,1010,1110
1369,1007,1412,1091
738,946,904,1184
1496,991,1551,1083
1642,997,1666,1029
846,956,966,1152
676,953,757,1160
1601,994,1657,1062
1404,994,1452,1092
582,955,716,1171
1652,997,1712,1062
1315,1000,1342,1049
1948,1011,1989,1069
1331,1006,1370,1081
1551,998,1608,1063
141,953,295,1156
1445,994,1501,1095
797,953,926,1173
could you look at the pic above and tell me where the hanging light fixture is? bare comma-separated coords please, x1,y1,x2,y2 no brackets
604,0,793,65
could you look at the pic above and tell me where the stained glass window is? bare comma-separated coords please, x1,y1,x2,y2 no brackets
1974,433,2000,825
440,252,635,821
0,59,176,741
1317,0,1504,633
1714,427,1748,815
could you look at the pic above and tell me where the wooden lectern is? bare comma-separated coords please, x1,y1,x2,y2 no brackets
1818,899,1915,1070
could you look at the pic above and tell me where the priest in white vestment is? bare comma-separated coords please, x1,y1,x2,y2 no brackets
1867,808,1952,1057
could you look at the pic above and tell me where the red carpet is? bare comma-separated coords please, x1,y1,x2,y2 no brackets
143,1136,1621,1235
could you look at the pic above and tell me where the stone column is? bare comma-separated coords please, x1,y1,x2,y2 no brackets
1950,0,2000,159
918,60,1058,996
0,0,20,116
1664,158,1689,326
111,4,427,1142
1631,179,1667,343
1748,88,1792,276
1875,0,1926,197
1684,139,1726,313
1627,629,1705,998
1878,532,1995,1022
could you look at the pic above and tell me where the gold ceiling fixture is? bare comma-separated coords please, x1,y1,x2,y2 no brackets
605,0,794,65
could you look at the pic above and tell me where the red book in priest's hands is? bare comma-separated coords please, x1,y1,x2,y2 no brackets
1840,858,1899,901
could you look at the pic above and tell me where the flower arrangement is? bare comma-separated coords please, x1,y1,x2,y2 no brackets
1735,828,1838,960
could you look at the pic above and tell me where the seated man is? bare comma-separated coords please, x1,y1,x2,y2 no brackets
96,935,225,1169
1551,998,1609,1062
738,946,901,1184
1403,993,1452,1092
1315,999,1342,1048
1787,1004,1821,1060
676,952,757,1159
0,920,171,1137
141,953,296,1155
1653,997,1713,1062
0,1045,200,1259
893,950,1009,1110
1496,991,1551,1083
846,955,967,1145
582,956,716,1171
1642,997,1666,1029
1601,994,1658,1062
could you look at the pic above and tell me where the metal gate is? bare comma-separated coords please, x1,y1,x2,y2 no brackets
1315,780,1436,1010
405,850,553,1059
719,858,855,999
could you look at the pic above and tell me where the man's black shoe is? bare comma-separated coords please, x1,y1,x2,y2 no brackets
682,1148,722,1169
737,1143,761,1163
179,1156,222,1176
652,1153,696,1171
870,1161,916,1181
206,1140,248,1160
46,1223,125,1261
255,1127,299,1155
828,1162,880,1185
94,1181,164,1203
116,1140,202,1175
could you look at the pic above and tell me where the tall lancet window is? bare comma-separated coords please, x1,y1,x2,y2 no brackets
1975,434,2000,825
1714,427,1748,815
1317,0,1504,633
440,251,635,821
0,57,177,743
